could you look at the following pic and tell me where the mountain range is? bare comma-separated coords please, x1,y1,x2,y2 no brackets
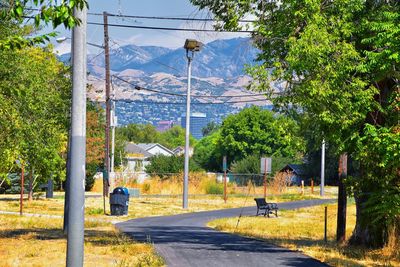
59,37,274,126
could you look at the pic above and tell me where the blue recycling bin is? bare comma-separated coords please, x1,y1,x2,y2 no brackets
110,187,129,216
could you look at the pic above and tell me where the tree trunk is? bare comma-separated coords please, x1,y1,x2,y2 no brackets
349,191,386,248
28,167,34,201
336,154,347,243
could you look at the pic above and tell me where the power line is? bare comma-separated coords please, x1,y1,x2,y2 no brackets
113,75,273,99
112,75,186,97
116,98,269,105
87,21,253,33
88,12,257,23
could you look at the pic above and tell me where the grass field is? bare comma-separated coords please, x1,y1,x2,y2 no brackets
0,215,163,267
0,186,337,223
0,186,337,266
208,202,400,267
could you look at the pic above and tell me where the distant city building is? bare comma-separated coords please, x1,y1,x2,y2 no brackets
156,120,174,132
181,112,208,139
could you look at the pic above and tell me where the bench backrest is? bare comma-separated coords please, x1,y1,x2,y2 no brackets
254,198,268,207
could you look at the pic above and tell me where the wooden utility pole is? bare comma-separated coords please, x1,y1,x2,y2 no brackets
103,11,111,214
337,153,347,243
311,178,314,194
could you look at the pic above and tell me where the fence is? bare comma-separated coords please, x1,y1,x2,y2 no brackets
94,171,310,198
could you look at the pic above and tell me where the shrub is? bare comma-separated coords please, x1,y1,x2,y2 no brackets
204,180,223,194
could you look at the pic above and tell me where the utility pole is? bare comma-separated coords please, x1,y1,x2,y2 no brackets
337,153,347,243
66,5,87,267
103,11,111,214
111,101,116,173
320,139,325,196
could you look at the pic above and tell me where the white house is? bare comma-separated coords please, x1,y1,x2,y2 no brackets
125,143,174,175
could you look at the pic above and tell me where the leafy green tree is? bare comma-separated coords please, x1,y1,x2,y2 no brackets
0,45,71,196
193,130,222,172
0,0,88,50
85,102,105,191
231,154,298,176
158,125,197,149
201,121,220,137
193,108,303,172
116,123,160,144
218,106,304,163
191,0,400,247
145,154,202,179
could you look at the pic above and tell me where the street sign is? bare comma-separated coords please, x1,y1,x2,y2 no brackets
222,156,227,172
260,157,272,174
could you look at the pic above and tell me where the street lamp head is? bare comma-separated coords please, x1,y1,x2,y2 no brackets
184,39,202,52
56,36,69,43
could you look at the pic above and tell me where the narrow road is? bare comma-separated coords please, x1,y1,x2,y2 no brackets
117,199,335,267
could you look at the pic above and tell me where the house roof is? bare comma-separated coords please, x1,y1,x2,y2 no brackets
173,146,184,153
280,164,307,176
125,143,153,158
137,143,174,155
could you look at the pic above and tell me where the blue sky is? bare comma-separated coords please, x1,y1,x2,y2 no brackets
53,0,248,55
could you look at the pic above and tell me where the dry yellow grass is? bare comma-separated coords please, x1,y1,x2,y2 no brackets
0,184,337,223
95,173,338,198
0,215,163,267
208,203,400,267
0,183,337,266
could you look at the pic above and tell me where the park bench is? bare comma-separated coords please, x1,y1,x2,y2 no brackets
254,198,278,217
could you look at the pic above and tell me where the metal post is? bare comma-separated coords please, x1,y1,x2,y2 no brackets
66,6,87,267
223,170,227,203
183,50,192,209
324,206,327,243
337,153,347,243
19,163,24,216
103,11,111,214
223,156,227,203
320,139,325,196
263,158,267,198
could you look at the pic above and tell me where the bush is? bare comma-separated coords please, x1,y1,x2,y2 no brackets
85,163,99,191
204,180,223,194
145,154,202,179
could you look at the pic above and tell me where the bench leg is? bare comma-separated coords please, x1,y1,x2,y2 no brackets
275,210,278,217
256,208,259,216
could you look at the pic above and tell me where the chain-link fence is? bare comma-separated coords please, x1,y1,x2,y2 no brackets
103,171,310,198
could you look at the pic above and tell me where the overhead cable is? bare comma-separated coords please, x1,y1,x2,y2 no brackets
88,12,257,23
113,75,272,99
87,22,253,33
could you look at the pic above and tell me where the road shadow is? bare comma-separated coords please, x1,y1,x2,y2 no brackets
122,225,300,253
0,228,125,246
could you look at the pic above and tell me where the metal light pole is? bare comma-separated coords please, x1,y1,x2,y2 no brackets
56,37,104,233
183,39,202,209
66,5,87,267
320,139,325,196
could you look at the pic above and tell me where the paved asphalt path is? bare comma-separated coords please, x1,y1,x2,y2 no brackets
117,199,335,267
